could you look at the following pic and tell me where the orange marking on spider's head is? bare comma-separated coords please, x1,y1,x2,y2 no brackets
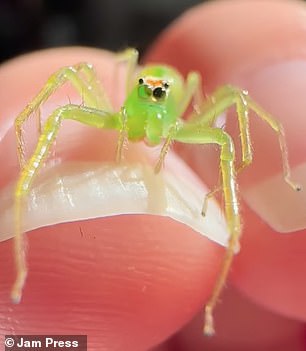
146,79,164,88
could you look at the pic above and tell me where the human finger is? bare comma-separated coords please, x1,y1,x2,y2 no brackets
0,47,228,350
146,0,306,322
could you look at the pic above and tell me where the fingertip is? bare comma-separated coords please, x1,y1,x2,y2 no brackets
0,215,224,349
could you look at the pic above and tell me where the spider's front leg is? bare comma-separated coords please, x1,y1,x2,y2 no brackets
12,104,120,303
15,62,113,169
155,71,202,173
174,124,240,336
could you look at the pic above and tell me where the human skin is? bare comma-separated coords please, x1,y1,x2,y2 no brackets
0,1,306,351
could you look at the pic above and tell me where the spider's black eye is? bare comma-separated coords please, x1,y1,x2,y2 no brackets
164,82,169,89
153,87,166,99
138,78,144,85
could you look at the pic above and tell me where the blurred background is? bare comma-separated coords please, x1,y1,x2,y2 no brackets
0,0,205,63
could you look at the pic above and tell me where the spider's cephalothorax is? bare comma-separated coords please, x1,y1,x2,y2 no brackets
123,65,184,145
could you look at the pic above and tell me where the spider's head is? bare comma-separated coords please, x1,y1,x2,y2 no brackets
137,76,170,103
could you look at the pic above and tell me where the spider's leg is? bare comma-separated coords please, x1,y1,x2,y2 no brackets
178,71,203,116
247,98,301,191
155,71,203,172
186,86,250,214
77,63,113,111
155,132,173,174
174,125,240,336
15,63,112,169
190,84,300,190
116,107,128,162
116,48,139,95
12,104,119,303
114,48,139,160
202,185,221,217
190,85,252,171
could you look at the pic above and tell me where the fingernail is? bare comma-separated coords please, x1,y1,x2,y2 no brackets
0,156,229,247
244,163,306,232
234,61,306,232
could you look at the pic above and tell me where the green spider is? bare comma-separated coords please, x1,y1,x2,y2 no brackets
12,48,300,336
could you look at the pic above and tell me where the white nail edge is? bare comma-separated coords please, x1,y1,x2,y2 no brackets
0,160,229,247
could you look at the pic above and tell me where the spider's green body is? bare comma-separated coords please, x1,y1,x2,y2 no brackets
124,65,183,145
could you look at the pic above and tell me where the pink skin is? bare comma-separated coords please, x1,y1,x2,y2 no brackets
0,1,306,351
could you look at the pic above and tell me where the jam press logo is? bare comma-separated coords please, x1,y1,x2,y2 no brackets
4,335,87,350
